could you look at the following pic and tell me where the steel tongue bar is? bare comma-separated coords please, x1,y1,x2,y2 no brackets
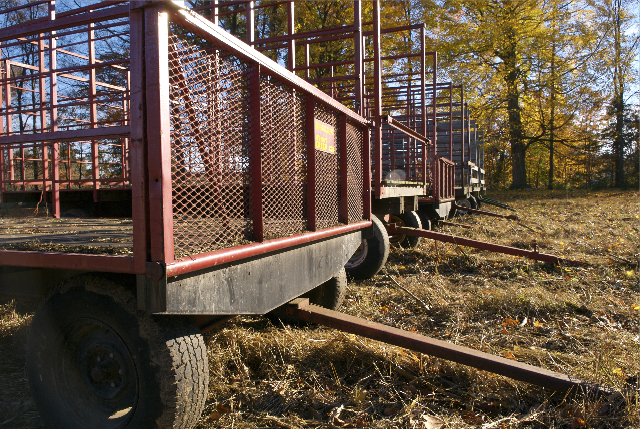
273,298,612,396
452,204,519,220
386,224,587,266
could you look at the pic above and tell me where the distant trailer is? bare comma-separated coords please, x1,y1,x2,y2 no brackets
201,1,473,275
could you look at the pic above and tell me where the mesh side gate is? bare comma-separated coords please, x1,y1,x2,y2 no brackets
165,14,369,261
314,102,340,230
168,29,253,257
345,121,364,223
260,75,307,239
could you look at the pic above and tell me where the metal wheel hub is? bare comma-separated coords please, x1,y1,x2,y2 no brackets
60,319,137,426
345,240,369,268
387,214,406,245
83,346,125,399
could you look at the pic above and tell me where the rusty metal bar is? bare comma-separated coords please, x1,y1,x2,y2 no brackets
129,4,149,274
362,126,371,220
439,221,473,229
273,298,610,395
381,115,429,144
386,224,586,266
144,5,174,263
250,64,264,242
287,1,294,71
306,97,316,231
453,204,518,220
0,126,130,146
165,220,371,277
0,250,135,273
339,114,349,223
372,1,382,198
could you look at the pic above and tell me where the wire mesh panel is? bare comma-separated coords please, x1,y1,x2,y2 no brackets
313,102,340,230
165,12,369,259
168,28,253,256
260,75,307,239
345,120,364,223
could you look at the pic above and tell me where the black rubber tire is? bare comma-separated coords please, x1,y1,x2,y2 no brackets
452,199,471,216
388,211,422,248
345,215,390,280
61,208,89,218
416,210,431,232
468,196,478,210
267,269,348,326
26,274,209,429
302,267,347,311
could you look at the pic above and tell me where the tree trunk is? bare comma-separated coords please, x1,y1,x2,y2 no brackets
505,51,527,188
612,0,625,187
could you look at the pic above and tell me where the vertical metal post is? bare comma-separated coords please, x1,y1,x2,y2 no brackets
460,88,465,189
339,114,348,223
306,97,316,231
287,1,295,71
49,2,60,217
330,66,334,99
212,0,219,25
38,36,48,203
448,83,452,161
432,53,437,168
129,4,149,273
390,129,395,177
246,1,254,46
144,5,174,263
122,71,130,182
353,1,363,116
362,125,371,220
372,0,382,197
304,43,310,79
89,21,99,202
0,43,4,199
5,61,14,185
250,65,263,241
420,26,426,137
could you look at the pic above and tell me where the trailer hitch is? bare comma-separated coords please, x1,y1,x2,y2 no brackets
272,298,612,396
385,224,587,266
453,204,519,220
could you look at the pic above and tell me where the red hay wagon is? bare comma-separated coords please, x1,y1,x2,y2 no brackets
0,2,371,426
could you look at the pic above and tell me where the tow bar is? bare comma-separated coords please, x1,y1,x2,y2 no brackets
272,298,611,396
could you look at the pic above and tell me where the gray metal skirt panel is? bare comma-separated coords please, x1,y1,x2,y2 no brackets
147,229,367,315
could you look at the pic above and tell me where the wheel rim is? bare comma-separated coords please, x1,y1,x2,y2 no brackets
457,199,471,214
387,214,406,246
58,318,137,428
345,240,369,268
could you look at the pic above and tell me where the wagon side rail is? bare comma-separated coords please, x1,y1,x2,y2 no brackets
138,3,371,275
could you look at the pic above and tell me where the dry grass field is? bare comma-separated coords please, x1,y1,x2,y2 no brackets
0,189,638,428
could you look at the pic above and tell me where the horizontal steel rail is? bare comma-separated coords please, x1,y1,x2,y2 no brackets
0,250,136,273
163,221,371,278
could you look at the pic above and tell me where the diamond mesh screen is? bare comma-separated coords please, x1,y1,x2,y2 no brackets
313,102,340,230
260,75,307,240
345,121,364,223
168,30,253,256
167,21,367,258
